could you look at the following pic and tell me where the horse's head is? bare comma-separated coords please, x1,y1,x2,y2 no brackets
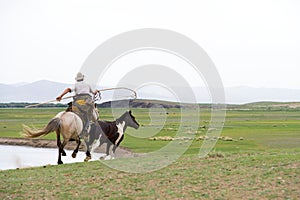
66,102,73,112
123,110,139,129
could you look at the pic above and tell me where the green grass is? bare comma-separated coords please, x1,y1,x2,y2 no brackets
0,108,63,139
1,107,299,152
1,151,299,199
1,107,300,199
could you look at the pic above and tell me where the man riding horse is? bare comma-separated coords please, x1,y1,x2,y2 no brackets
56,72,100,138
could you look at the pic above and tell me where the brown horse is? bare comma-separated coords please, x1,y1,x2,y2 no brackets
22,111,91,164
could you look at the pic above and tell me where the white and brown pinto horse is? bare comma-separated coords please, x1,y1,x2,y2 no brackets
22,108,99,164
86,110,139,160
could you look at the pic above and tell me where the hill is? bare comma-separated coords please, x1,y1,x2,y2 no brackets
1,80,300,104
0,80,69,103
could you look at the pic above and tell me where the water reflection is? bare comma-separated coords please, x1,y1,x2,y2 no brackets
0,145,104,170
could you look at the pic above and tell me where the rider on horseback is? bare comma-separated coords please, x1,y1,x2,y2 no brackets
56,72,99,138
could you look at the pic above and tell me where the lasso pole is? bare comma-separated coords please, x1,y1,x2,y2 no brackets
25,87,137,108
24,96,74,108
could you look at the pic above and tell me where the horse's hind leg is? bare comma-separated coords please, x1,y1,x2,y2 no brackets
111,136,123,159
111,144,120,159
56,130,66,156
58,140,68,164
72,137,81,158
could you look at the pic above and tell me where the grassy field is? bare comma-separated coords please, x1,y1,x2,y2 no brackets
0,105,300,199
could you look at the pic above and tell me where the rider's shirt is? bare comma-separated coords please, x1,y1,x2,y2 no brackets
71,81,94,97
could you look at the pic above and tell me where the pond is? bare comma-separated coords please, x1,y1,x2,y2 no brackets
0,145,104,170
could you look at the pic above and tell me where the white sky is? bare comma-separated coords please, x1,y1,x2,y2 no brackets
0,0,299,89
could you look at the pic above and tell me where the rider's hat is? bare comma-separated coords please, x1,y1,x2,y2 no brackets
75,72,84,81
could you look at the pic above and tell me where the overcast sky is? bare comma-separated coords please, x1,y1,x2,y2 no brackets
0,0,299,89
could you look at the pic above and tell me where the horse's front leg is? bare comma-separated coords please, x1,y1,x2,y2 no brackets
72,137,81,158
101,142,113,160
84,137,92,162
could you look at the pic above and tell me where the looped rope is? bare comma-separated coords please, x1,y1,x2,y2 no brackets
98,87,137,100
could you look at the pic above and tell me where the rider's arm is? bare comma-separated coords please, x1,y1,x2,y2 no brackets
89,85,99,95
92,89,100,95
56,88,71,101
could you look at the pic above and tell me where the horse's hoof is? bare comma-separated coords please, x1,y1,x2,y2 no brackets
99,155,107,160
104,155,112,160
72,153,77,158
58,161,63,165
84,156,91,162
62,152,67,156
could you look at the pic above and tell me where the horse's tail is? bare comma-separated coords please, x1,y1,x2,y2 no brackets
22,118,61,138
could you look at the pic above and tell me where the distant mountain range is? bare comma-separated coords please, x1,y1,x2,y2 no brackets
0,80,69,103
1,80,300,104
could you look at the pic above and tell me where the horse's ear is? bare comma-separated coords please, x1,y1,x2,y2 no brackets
129,110,132,114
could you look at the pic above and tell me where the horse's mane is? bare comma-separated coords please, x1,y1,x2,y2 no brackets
116,111,129,123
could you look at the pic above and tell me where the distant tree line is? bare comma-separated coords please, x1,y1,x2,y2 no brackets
0,103,67,108
4,101,296,110
0,100,189,109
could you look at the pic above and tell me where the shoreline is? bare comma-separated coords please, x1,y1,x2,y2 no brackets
0,137,81,150
0,137,135,158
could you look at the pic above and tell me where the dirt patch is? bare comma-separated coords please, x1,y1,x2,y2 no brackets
0,137,136,158
272,103,300,108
